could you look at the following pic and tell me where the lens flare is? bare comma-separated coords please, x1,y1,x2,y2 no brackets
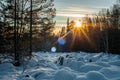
51,47,56,52
57,38,66,45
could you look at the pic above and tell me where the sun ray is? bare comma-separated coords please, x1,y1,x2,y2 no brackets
80,29,95,47
70,30,77,50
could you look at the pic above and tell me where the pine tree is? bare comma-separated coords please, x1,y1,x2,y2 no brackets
111,3,120,29
0,0,14,53
36,0,56,51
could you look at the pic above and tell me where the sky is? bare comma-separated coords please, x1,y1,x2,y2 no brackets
54,0,116,27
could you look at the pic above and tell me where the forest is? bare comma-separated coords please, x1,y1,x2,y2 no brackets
0,0,120,66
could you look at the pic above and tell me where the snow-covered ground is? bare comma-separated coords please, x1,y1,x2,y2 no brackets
0,52,120,80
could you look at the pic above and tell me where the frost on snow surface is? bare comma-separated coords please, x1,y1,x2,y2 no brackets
0,52,120,80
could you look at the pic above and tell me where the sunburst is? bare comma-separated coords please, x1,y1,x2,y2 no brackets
75,20,82,28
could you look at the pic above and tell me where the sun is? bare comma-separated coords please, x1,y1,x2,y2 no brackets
75,20,82,28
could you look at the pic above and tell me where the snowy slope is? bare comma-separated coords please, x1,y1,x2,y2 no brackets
0,52,120,80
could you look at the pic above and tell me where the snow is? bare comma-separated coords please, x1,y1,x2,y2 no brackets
79,63,102,72
109,60,120,66
86,71,108,80
54,68,76,80
65,60,84,71
75,76,87,80
0,52,120,80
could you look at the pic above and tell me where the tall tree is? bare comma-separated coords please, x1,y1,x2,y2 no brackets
111,3,120,29
0,0,14,53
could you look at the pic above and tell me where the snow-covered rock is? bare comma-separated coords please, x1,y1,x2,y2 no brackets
100,67,120,79
75,76,87,80
86,71,108,80
109,60,120,66
95,62,110,67
66,60,84,71
54,68,76,80
0,63,16,72
79,63,102,72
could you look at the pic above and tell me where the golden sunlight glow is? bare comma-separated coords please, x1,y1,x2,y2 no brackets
75,20,82,27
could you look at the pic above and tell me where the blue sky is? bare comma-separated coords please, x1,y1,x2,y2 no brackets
54,0,116,27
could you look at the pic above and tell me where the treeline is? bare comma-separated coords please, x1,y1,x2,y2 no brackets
58,1,120,54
